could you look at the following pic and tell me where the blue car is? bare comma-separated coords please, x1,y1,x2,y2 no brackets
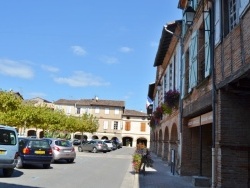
16,138,53,169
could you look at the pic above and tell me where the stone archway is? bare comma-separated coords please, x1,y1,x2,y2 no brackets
101,136,109,140
122,136,133,147
163,126,170,162
170,123,178,172
158,129,163,157
27,130,36,137
136,137,148,148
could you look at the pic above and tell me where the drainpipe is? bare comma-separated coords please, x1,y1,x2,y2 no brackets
210,1,216,187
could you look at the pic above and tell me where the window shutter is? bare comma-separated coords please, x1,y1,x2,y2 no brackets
103,121,108,130
239,0,249,16
117,122,121,130
192,0,198,10
140,123,146,132
189,31,198,92
214,0,221,45
204,11,211,78
181,54,185,99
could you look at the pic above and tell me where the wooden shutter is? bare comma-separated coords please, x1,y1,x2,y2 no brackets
214,0,221,45
189,31,198,92
181,54,185,99
204,11,211,78
140,123,146,132
125,122,131,131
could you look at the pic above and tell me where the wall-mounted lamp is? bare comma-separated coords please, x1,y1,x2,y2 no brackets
183,5,196,25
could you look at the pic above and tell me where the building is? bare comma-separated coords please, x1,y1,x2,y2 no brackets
148,0,249,187
19,97,150,147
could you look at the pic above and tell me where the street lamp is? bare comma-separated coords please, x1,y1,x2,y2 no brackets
183,5,196,25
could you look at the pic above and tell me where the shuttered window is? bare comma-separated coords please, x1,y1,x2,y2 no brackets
181,54,186,99
140,123,146,132
204,11,211,78
214,0,221,45
189,31,198,92
125,122,131,131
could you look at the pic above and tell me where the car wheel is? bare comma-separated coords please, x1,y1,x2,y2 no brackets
67,159,74,163
43,164,50,169
3,168,14,177
16,156,23,169
92,147,97,153
78,146,83,152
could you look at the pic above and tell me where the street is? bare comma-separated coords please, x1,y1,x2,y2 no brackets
0,147,135,188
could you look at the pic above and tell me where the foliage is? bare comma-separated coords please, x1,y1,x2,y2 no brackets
0,90,99,138
161,103,172,115
153,106,162,119
164,89,180,108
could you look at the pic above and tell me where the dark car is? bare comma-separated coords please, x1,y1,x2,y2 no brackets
112,139,122,149
16,138,53,169
78,139,108,153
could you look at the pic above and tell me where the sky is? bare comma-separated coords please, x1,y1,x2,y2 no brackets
0,0,182,112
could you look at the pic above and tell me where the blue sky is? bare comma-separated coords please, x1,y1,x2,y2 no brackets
0,0,181,112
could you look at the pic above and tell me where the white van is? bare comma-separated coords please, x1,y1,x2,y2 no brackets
0,125,19,177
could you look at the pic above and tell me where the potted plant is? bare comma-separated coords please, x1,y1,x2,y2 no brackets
164,89,180,109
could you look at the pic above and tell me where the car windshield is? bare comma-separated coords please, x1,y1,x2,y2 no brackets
55,140,71,147
29,140,50,149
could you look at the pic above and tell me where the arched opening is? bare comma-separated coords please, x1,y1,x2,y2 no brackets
101,136,108,140
158,129,163,157
92,135,99,139
122,136,133,147
27,130,36,137
163,126,170,161
136,137,148,148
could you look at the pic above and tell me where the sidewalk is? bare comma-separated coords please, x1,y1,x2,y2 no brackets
132,152,196,188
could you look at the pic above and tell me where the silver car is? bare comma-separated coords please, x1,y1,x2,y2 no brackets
78,139,108,153
43,138,76,163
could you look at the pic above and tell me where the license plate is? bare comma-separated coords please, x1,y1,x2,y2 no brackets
0,150,5,154
35,150,45,154
64,150,71,153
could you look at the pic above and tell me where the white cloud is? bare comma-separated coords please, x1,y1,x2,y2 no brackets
120,46,133,53
0,59,34,79
101,56,119,64
54,71,110,87
41,64,59,73
71,45,86,56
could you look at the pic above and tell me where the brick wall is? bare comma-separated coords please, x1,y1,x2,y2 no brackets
216,90,250,187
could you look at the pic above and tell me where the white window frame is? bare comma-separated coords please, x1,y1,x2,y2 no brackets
103,121,108,130
114,108,119,115
95,107,100,113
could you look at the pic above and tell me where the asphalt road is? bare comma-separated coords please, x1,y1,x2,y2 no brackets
0,147,135,188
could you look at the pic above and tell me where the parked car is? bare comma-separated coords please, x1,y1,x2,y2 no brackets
78,139,108,153
42,138,76,163
103,140,114,151
71,139,81,146
110,140,117,150
0,125,19,177
16,137,53,169
112,139,122,149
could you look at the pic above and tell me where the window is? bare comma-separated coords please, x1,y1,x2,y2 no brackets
140,123,146,132
114,108,119,115
67,106,72,114
113,121,118,130
216,0,249,38
189,30,198,92
125,122,131,131
76,108,80,114
105,108,109,114
95,107,99,113
103,121,108,130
